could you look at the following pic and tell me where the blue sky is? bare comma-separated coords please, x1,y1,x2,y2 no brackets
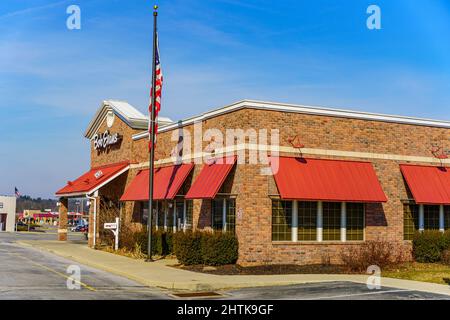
1,0,449,198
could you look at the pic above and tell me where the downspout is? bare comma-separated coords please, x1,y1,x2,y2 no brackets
86,191,98,247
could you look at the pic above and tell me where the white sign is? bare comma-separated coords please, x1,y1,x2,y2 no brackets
93,130,121,150
104,222,117,230
104,218,120,251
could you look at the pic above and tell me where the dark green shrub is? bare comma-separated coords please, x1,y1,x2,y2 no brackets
413,231,446,263
173,231,239,266
201,232,239,266
173,231,203,265
120,228,173,256
164,231,174,255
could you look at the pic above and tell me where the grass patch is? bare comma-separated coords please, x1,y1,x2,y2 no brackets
383,262,450,285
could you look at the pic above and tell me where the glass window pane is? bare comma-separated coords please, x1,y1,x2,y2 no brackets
272,200,292,241
175,201,184,230
403,204,419,240
142,201,149,225
424,205,440,230
185,200,193,229
212,199,224,231
167,202,174,230
226,199,236,233
298,202,317,241
157,201,164,228
323,202,341,241
346,203,364,241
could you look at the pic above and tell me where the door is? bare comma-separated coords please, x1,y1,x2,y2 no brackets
0,214,6,231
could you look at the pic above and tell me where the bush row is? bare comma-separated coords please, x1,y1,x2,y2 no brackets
413,230,450,263
173,231,238,266
121,229,173,256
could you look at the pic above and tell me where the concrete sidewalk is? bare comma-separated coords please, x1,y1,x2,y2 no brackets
18,240,450,295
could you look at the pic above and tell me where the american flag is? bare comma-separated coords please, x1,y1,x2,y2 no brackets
15,187,21,198
148,33,163,151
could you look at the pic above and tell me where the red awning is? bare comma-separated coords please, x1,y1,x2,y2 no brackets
56,161,130,196
400,164,450,205
120,163,194,201
185,156,237,199
271,157,387,202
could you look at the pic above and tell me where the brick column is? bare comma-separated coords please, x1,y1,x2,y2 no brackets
58,197,68,241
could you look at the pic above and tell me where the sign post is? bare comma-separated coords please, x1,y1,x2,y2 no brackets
104,217,120,251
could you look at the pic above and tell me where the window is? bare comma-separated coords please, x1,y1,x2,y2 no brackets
212,199,224,231
167,203,174,231
346,203,364,241
226,199,236,233
298,202,317,241
141,201,149,225
322,202,341,241
272,200,292,241
403,204,419,240
185,200,193,229
157,201,164,229
212,199,236,232
445,206,450,231
424,205,440,230
175,201,184,230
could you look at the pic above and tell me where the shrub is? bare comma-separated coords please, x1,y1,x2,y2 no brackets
340,241,401,272
441,249,450,266
165,231,174,255
442,230,450,250
119,228,173,257
173,231,203,265
413,231,447,263
201,232,239,266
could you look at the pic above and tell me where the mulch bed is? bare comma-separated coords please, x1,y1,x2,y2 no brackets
174,264,351,275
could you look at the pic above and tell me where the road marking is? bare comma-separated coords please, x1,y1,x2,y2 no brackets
309,289,413,300
9,252,97,292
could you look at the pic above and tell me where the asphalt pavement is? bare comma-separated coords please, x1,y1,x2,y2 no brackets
1,231,449,300
0,232,169,299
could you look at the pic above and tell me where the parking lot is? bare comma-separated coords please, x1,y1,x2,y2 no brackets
0,232,449,300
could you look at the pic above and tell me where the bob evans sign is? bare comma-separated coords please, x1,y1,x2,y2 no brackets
93,130,122,150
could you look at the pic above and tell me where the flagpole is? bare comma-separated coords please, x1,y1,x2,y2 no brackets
146,4,158,262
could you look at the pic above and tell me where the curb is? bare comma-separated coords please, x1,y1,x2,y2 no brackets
15,241,450,294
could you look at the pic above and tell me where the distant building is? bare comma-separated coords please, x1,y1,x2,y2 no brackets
0,196,17,232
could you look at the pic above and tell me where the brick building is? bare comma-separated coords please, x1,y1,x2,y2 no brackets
56,99,450,265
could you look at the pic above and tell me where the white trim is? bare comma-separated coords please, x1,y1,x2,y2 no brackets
439,205,445,232
173,200,177,233
341,202,347,242
132,99,450,140
55,165,130,198
129,143,450,169
222,198,227,232
164,202,168,231
183,200,187,231
419,204,425,231
292,201,298,242
317,201,323,242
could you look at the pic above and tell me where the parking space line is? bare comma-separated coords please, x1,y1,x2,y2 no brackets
9,252,97,292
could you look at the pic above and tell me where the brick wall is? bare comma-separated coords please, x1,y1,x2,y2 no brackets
90,107,448,265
